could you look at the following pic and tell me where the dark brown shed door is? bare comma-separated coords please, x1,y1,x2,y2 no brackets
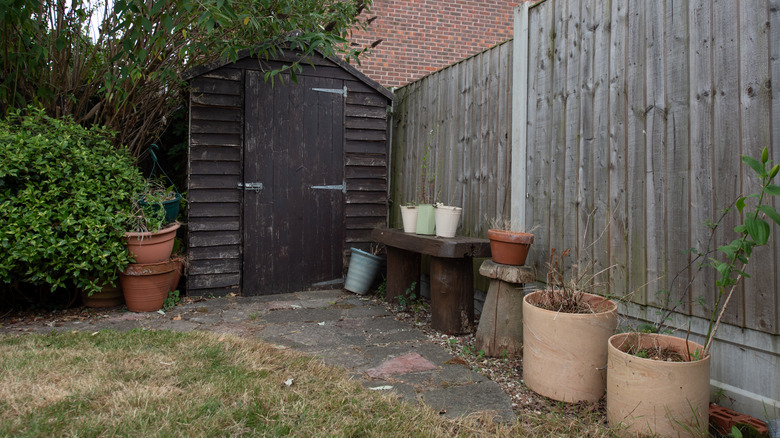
243,71,345,295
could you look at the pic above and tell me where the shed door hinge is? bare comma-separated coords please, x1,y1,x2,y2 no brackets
312,86,347,97
238,182,263,192
310,182,346,194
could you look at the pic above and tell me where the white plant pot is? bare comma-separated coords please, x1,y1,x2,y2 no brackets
400,205,418,233
434,205,461,238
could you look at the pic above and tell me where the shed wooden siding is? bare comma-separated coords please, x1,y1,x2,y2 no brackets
390,41,514,237
188,66,244,296
187,52,391,297
520,0,779,335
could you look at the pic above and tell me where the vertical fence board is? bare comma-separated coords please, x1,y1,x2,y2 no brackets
645,1,667,308
608,0,629,298
627,0,648,304
712,0,742,326
688,0,716,321
563,0,581,265
578,0,595,277
529,1,555,274
739,3,774,332
770,0,780,335
665,0,691,315
591,0,611,292
549,0,568,266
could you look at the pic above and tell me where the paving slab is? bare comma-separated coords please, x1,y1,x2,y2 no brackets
0,289,517,421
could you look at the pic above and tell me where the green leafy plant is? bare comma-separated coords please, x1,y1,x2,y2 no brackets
0,0,375,156
702,148,780,357
375,278,387,300
416,129,438,204
642,148,780,360
0,108,144,295
162,290,180,312
396,281,418,310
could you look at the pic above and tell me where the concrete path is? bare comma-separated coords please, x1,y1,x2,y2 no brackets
0,290,516,421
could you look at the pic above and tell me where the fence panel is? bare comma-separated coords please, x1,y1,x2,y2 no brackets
390,41,514,237
520,0,778,334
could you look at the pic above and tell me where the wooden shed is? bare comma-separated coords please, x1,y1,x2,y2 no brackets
183,49,393,297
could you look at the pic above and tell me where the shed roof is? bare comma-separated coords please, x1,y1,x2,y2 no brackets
182,47,393,101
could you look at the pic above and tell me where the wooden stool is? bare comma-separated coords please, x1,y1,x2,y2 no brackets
475,260,535,357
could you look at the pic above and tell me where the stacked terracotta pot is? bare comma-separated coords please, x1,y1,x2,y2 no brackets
120,222,183,312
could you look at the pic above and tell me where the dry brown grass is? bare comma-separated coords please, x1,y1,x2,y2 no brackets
0,330,620,437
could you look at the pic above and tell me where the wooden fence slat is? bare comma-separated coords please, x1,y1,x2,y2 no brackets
664,0,691,314
688,0,716,321
770,0,780,335
626,0,648,305
527,1,554,275
712,0,742,325
608,0,628,298
563,0,581,265
740,2,775,332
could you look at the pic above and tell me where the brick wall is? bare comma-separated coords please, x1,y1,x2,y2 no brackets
350,0,524,88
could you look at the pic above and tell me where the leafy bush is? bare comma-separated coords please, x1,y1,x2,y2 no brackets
0,108,144,294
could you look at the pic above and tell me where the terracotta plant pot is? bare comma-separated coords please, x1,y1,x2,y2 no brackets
415,204,436,235
124,221,180,264
522,290,617,403
169,256,185,293
434,205,462,238
607,333,710,437
119,259,177,312
81,282,124,308
400,205,418,233
487,229,533,265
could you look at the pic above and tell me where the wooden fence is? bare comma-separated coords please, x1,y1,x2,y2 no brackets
391,0,779,415
389,41,514,237
517,0,780,336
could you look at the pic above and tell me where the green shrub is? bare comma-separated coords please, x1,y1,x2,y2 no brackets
0,108,144,294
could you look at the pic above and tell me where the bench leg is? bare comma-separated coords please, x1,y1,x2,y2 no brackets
386,247,420,303
430,256,474,334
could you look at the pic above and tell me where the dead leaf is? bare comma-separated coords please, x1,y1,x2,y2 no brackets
172,315,181,321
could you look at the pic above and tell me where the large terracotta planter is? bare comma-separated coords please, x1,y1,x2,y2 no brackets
119,260,177,312
487,229,533,265
400,205,418,233
169,256,185,293
81,282,124,308
607,333,710,437
522,290,617,403
124,221,180,264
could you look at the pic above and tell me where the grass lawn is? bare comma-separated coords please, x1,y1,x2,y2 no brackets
0,330,617,437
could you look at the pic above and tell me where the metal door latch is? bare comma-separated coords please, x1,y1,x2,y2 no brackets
238,182,264,192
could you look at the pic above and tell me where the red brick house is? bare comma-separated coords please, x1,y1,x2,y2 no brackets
350,0,523,88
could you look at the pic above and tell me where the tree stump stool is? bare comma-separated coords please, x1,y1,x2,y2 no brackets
475,260,535,357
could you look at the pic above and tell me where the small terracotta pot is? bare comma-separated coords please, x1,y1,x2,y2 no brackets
81,282,124,308
124,222,180,264
522,290,618,403
119,259,177,312
607,333,710,437
487,229,534,265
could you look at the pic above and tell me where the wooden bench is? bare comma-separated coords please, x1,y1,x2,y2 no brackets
371,227,491,334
